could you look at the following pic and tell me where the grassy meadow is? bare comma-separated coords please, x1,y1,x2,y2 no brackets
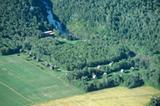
0,55,84,106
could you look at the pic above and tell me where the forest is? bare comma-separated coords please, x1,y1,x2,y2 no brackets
0,0,160,92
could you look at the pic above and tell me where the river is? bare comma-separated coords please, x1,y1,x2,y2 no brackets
42,0,69,35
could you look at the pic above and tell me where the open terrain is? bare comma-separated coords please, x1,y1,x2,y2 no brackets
0,55,84,106
36,86,160,106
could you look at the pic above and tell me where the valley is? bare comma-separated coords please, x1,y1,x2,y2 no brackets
0,0,160,106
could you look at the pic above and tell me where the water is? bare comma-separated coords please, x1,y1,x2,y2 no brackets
42,0,68,35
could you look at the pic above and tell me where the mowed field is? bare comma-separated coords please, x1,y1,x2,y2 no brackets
0,55,83,106
36,87,160,106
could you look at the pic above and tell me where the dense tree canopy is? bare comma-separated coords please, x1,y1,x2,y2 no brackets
0,0,50,55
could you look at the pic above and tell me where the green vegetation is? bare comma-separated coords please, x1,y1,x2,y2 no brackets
51,0,160,91
0,55,83,106
0,0,51,55
149,96,160,106
0,0,160,106
0,0,160,94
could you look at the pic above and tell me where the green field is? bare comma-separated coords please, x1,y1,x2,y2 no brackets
0,55,84,106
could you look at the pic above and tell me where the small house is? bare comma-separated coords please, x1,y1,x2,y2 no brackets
32,56,36,60
44,61,50,67
109,61,113,67
96,65,101,69
49,64,54,70
120,69,124,73
131,67,134,70
92,73,96,79
36,57,40,62
28,51,32,57
103,72,107,76
57,68,61,72
43,31,55,35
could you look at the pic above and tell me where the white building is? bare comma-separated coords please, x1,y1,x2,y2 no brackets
97,65,101,69
109,61,113,67
103,72,107,76
131,67,134,70
120,69,124,73
92,73,96,79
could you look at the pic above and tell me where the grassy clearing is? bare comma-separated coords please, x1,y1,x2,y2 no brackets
36,86,160,106
0,55,84,106
55,37,80,45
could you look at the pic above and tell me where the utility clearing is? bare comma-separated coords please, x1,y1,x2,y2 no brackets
35,87,160,106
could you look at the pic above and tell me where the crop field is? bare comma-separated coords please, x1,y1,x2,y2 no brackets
0,55,83,106
36,87,160,106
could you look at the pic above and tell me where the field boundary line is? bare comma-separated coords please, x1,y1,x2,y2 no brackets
0,80,33,103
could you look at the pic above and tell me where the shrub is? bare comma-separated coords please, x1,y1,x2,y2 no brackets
145,69,160,88
126,74,144,88
84,81,97,92
149,96,160,106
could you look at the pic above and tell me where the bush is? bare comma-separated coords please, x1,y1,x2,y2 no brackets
110,59,135,73
126,74,144,88
84,81,97,92
66,71,75,81
84,76,122,92
145,69,160,88
149,96,160,106
0,47,20,55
